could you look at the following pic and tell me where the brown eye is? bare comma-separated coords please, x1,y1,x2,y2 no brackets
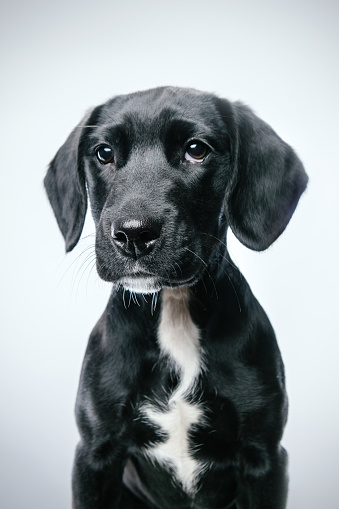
184,141,209,162
96,145,114,164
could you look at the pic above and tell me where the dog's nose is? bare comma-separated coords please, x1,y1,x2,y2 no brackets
111,218,162,258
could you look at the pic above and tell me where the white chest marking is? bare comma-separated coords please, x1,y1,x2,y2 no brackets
141,287,205,494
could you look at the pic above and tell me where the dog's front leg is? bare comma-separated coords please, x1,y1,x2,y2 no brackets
72,441,126,509
236,445,288,509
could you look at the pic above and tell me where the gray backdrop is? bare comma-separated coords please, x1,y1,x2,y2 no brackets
1,0,338,508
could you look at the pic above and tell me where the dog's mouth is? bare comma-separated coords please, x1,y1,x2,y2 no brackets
96,240,210,293
117,272,201,294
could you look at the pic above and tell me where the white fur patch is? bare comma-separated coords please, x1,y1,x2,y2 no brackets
141,287,205,494
119,276,161,294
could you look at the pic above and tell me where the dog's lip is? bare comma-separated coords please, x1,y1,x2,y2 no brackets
118,271,201,294
163,273,201,288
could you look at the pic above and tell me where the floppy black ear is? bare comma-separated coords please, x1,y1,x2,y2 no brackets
224,101,308,251
44,110,93,252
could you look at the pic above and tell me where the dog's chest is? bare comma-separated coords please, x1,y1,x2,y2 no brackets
139,288,205,494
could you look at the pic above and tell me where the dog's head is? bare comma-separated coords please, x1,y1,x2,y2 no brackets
44,87,308,293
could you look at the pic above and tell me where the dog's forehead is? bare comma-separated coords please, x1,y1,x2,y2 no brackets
98,87,222,133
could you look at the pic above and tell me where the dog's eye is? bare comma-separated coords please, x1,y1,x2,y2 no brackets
96,145,114,164
184,141,209,162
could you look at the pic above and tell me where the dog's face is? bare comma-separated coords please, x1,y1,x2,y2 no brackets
45,87,307,293
83,90,232,293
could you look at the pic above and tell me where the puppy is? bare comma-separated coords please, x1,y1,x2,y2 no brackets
45,87,308,509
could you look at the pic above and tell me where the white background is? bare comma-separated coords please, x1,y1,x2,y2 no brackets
1,1,338,508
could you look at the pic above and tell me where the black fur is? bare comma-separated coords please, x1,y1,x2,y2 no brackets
45,87,307,509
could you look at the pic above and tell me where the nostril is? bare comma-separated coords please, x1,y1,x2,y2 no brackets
139,229,158,245
111,222,128,244
114,230,128,244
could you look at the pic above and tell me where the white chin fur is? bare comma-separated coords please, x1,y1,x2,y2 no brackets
119,277,162,294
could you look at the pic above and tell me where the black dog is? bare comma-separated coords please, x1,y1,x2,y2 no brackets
45,87,307,509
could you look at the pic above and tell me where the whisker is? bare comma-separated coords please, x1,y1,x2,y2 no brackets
84,256,99,295
77,256,97,301
57,243,96,289
122,288,128,309
200,232,241,274
173,261,184,279
151,291,159,315
87,258,98,280
77,250,97,275
214,259,242,313
199,274,209,298
132,292,141,307
184,247,218,300
72,249,97,300
184,240,242,312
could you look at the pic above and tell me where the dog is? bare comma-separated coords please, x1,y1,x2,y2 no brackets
44,87,308,509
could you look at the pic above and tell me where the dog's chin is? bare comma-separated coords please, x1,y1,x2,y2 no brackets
118,274,201,294
118,277,162,294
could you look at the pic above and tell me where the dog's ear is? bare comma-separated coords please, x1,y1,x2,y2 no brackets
223,101,308,251
44,109,94,252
